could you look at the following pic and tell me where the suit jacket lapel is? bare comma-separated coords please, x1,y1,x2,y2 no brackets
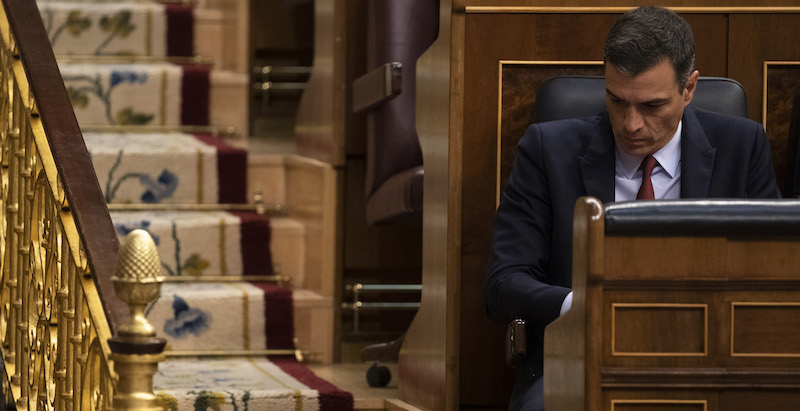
680,107,716,198
579,114,616,203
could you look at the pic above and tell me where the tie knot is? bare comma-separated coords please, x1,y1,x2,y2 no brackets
641,155,657,177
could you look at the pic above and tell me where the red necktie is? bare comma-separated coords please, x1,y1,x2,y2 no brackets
636,155,656,200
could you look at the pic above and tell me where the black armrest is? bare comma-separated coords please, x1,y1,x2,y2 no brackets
352,62,402,113
605,200,800,236
506,318,527,367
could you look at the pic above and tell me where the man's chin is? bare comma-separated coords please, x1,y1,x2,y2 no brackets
617,142,653,157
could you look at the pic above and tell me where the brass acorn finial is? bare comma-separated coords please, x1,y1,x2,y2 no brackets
112,229,163,338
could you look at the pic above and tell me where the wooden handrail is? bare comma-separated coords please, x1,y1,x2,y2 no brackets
2,0,124,331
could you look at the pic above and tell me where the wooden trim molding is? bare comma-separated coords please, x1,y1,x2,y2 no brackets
730,301,800,358
611,399,707,410
466,6,800,14
611,303,709,357
495,60,603,207
762,60,800,132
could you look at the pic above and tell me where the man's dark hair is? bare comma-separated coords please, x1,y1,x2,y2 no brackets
604,6,695,90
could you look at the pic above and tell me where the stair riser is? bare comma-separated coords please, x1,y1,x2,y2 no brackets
111,211,271,277
148,283,267,352
60,63,209,127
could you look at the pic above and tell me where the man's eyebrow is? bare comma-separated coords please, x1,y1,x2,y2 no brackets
605,88,670,105
642,97,671,105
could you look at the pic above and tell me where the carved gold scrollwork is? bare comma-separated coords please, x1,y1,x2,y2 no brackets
0,4,117,409
0,111,7,354
32,172,59,326
30,318,56,411
82,338,113,411
26,172,58,411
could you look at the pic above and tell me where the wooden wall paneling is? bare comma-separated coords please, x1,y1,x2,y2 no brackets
459,11,727,408
402,4,800,409
461,14,615,408
730,302,800,356
679,14,728,78
498,62,604,201
763,62,800,194
462,12,613,408
611,303,708,356
721,290,800,369
295,0,348,165
398,0,459,409
728,13,800,194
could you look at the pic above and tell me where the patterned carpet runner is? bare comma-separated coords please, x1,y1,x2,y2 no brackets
39,0,193,57
86,132,247,204
155,357,353,411
60,62,209,127
40,0,354,409
147,282,284,352
148,282,354,410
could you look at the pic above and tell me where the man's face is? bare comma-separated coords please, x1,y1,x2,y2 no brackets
605,60,698,156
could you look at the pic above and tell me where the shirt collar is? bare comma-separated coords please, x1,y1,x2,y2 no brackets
615,120,683,179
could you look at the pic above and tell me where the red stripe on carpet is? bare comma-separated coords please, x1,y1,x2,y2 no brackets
250,282,294,350
229,211,273,276
166,3,194,57
272,358,354,411
181,64,210,126
193,134,247,204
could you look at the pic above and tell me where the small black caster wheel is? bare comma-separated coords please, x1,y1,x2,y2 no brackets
366,363,391,387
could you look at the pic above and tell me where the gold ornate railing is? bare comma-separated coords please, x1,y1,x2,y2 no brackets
0,0,161,409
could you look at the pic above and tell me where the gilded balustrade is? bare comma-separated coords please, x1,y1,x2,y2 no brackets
0,2,162,410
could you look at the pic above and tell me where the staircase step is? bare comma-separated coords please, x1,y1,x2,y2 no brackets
271,216,305,286
294,288,334,364
144,281,334,363
40,1,194,58
154,356,353,410
110,210,271,277
86,132,246,204
209,70,250,139
247,152,286,209
45,0,352,406
147,282,290,352
59,62,210,127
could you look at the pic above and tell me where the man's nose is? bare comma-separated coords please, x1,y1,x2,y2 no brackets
624,107,644,133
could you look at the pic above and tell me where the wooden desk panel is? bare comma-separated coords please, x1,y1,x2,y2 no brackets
544,198,800,411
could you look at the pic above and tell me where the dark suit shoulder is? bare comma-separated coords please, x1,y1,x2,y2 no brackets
687,106,762,142
519,115,606,153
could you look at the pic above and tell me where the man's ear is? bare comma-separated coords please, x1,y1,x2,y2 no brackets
683,69,700,106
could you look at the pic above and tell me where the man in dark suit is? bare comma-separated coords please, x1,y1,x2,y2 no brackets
483,6,781,411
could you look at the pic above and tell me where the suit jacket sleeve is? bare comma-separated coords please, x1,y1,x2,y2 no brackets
484,123,572,332
747,125,782,198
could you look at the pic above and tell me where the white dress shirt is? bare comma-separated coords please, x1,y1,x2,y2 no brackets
614,120,683,201
560,121,683,316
